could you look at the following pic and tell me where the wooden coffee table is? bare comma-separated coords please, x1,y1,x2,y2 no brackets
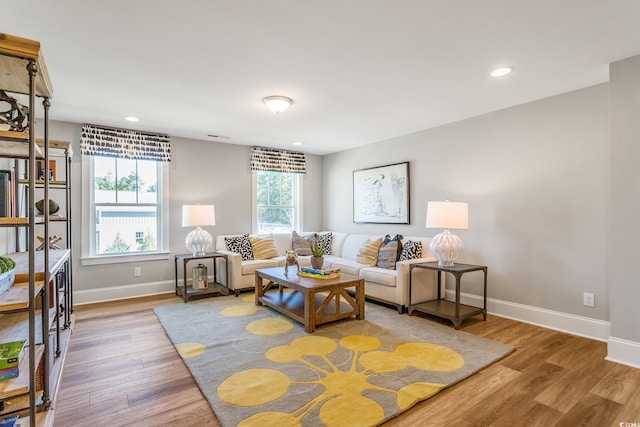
255,267,365,333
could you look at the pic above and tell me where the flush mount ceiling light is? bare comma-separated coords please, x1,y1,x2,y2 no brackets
125,116,140,122
490,66,515,77
263,96,293,113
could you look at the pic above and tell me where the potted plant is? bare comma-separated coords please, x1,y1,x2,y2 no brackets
308,236,325,270
0,256,16,295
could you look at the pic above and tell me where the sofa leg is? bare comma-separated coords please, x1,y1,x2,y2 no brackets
397,305,404,314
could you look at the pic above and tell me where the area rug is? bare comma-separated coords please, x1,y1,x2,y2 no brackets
154,293,514,427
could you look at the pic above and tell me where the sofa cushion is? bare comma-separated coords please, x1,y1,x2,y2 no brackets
328,232,349,257
356,237,383,265
292,231,314,256
241,259,282,275
250,235,280,260
317,232,333,255
326,257,364,276
399,240,423,261
359,267,397,287
225,234,254,260
341,234,374,260
376,234,403,270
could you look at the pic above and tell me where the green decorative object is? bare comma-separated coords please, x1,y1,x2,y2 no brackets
35,199,60,215
0,256,16,295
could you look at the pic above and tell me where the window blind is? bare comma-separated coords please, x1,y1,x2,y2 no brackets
80,124,171,162
250,146,306,174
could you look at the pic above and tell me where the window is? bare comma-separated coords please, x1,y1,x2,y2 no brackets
91,156,161,255
80,124,171,265
253,171,302,234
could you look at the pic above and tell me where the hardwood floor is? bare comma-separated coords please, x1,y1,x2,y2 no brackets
53,294,640,426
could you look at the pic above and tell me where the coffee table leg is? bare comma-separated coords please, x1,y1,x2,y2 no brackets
255,272,263,306
305,290,315,333
356,279,365,320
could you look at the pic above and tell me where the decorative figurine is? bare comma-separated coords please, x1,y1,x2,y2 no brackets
284,250,299,274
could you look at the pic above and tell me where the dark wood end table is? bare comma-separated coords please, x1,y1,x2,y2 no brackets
174,252,229,302
408,262,487,329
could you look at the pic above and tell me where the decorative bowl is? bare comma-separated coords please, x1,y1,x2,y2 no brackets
35,199,60,215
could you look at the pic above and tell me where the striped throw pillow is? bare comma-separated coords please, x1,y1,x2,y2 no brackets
356,237,383,266
292,231,315,256
250,235,280,260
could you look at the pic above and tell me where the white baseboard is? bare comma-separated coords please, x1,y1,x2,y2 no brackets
606,336,640,369
74,280,175,305
445,289,611,342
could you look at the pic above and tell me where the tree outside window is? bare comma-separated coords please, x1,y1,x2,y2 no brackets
93,157,160,255
255,171,300,233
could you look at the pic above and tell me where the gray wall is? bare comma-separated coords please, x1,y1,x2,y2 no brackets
323,83,610,320
29,121,323,293
610,56,640,344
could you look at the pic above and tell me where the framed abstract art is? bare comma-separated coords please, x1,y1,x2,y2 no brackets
353,161,410,224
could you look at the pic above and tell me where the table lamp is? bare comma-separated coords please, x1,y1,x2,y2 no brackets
182,204,216,256
426,201,469,267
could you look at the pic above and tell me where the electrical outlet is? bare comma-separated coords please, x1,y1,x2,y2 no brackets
583,292,595,307
134,267,141,277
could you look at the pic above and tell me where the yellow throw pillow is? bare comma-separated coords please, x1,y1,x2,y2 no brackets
356,237,383,265
250,235,280,260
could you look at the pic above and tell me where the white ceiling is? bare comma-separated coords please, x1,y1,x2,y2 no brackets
5,1,640,155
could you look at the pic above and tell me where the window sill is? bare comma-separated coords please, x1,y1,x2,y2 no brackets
80,251,171,266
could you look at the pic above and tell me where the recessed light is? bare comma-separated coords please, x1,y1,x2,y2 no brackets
490,66,514,77
292,141,302,146
125,116,140,122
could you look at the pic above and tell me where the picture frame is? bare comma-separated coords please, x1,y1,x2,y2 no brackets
353,161,410,224
36,159,56,181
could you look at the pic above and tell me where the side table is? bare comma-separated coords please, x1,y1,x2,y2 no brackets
408,262,487,329
174,252,229,302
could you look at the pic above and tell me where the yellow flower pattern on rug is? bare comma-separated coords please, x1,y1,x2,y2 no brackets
156,293,514,427
217,333,464,427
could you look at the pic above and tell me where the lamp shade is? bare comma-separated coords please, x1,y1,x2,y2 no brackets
426,201,468,230
182,205,215,227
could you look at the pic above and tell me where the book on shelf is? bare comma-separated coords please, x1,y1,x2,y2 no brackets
0,170,14,218
0,340,25,370
298,271,341,280
299,266,341,276
0,340,26,381
0,415,18,427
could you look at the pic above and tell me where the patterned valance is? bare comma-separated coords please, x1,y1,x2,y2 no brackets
80,124,171,162
250,146,306,174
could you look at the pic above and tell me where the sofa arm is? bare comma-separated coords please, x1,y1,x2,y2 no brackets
215,250,242,290
396,256,442,306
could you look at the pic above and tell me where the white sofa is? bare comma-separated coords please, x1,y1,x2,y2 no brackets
214,232,442,313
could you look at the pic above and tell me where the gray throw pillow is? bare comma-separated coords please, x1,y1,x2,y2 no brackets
377,234,403,269
292,231,315,256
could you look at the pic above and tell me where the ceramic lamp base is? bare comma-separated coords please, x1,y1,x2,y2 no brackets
429,230,463,267
185,227,213,256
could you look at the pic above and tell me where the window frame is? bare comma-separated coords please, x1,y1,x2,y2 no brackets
252,170,303,234
81,155,170,265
